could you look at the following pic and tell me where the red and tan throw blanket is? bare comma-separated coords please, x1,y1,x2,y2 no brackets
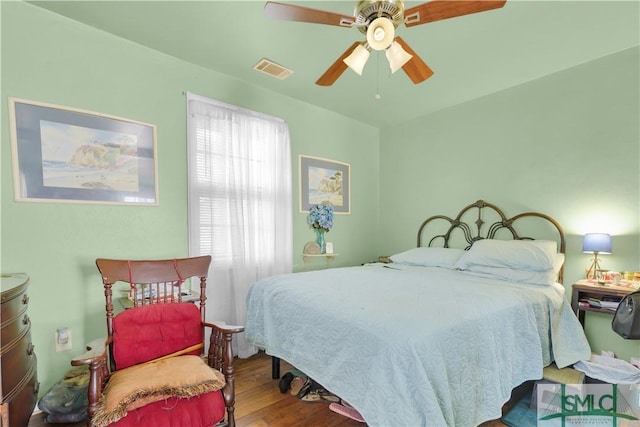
92,355,225,426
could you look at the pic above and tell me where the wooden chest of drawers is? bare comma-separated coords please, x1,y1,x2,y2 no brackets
1,274,38,427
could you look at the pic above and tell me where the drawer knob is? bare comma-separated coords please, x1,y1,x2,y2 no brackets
27,342,35,355
23,314,30,325
22,294,29,305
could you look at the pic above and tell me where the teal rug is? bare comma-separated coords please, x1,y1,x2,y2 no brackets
502,394,538,427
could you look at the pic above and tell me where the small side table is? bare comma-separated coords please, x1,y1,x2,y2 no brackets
571,279,635,327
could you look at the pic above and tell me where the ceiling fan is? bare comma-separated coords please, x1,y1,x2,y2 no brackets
264,0,506,86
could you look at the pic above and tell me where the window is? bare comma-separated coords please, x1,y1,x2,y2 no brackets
186,92,292,357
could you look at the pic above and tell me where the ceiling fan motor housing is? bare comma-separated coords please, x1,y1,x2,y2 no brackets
354,0,405,35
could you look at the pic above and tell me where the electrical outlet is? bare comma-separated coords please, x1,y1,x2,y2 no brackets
55,327,72,352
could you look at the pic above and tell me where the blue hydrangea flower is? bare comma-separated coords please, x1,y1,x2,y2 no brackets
307,203,334,232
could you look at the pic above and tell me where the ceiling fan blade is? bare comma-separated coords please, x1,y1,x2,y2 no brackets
395,37,434,84
316,42,361,86
404,0,506,27
265,2,354,27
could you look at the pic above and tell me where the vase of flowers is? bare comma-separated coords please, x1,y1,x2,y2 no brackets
307,203,334,254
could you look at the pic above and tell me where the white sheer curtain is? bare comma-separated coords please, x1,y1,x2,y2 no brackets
186,92,292,358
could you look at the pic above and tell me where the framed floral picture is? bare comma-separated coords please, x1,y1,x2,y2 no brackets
299,155,350,214
8,97,158,205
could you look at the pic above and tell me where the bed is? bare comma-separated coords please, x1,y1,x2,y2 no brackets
245,200,591,426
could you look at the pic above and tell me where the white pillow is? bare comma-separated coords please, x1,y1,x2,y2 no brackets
459,264,556,286
454,239,555,272
390,247,465,269
524,239,565,279
553,253,565,278
526,240,558,262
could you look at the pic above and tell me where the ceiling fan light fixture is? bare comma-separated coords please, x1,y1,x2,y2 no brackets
366,17,394,51
343,43,371,75
386,40,413,73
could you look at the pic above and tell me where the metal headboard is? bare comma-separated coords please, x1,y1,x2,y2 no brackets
417,200,566,281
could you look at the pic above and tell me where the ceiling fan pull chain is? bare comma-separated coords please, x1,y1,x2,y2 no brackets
375,52,381,100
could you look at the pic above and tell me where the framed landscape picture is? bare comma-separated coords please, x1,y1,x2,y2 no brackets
8,98,158,205
299,155,350,214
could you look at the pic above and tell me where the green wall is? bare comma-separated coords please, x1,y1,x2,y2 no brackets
379,46,640,361
1,1,379,395
2,1,638,400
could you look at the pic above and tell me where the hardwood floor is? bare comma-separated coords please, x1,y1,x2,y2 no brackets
29,352,509,427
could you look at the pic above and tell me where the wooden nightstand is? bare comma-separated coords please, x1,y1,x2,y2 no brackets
571,279,636,327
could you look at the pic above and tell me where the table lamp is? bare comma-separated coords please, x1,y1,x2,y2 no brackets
582,233,612,281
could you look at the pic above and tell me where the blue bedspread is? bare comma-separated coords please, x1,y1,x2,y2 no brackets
245,264,590,426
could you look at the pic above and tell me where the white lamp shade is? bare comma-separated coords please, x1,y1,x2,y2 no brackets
367,17,395,51
386,41,413,73
343,44,370,75
582,233,612,254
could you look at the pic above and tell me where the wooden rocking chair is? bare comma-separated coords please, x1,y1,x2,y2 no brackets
71,256,244,427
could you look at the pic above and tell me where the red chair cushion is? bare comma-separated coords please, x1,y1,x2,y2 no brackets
112,303,203,369
109,390,225,427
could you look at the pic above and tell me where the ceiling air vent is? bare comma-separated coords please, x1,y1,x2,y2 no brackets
253,58,294,80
